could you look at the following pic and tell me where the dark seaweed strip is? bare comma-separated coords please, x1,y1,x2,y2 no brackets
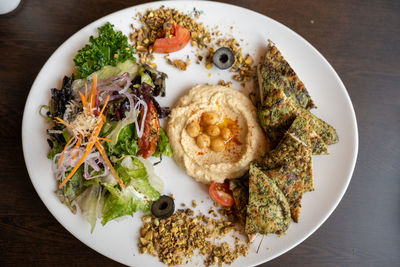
49,74,74,119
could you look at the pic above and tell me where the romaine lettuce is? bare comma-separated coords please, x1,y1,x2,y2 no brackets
62,166,85,199
47,139,64,160
106,121,172,159
77,182,104,233
153,128,173,157
56,166,85,214
101,156,160,225
106,122,139,158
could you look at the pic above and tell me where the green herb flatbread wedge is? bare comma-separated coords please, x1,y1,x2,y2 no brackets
263,166,304,222
309,131,329,155
257,41,338,149
257,86,337,151
261,132,309,167
259,130,314,192
298,108,339,146
285,116,312,145
288,150,313,192
286,116,329,155
245,164,291,235
259,40,315,110
257,88,297,147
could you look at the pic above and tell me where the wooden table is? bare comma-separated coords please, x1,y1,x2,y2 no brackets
1,0,399,266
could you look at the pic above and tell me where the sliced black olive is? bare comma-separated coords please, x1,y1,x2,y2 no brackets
151,195,175,219
212,47,235,70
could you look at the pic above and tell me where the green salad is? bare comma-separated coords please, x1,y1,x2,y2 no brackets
43,22,172,232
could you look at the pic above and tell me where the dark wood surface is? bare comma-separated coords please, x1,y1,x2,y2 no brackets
1,0,399,266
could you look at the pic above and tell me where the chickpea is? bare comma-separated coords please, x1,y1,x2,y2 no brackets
220,127,232,141
210,138,225,152
186,122,201,137
196,134,210,148
206,125,221,137
201,111,219,125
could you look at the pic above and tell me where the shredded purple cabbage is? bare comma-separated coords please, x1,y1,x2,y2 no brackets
74,73,170,119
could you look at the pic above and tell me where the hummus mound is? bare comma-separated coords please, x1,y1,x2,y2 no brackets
167,84,268,184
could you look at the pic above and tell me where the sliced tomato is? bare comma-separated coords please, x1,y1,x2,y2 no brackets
138,100,160,158
209,182,234,207
152,24,191,53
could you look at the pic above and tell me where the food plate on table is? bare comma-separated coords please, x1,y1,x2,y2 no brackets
22,1,358,266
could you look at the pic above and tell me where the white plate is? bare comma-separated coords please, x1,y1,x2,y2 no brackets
22,1,358,266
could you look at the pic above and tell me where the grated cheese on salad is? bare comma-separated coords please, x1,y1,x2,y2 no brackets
70,111,99,137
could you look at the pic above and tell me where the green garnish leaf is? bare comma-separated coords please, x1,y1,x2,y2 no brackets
153,128,173,157
73,22,136,79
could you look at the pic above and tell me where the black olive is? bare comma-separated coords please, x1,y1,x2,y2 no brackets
212,47,235,70
151,195,175,219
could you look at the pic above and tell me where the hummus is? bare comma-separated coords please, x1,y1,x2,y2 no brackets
167,84,268,184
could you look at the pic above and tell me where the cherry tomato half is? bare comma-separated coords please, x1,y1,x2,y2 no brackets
209,182,234,207
152,24,191,53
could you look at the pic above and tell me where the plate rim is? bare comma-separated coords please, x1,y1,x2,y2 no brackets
21,1,359,266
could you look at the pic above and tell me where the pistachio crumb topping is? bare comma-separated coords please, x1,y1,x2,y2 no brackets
138,209,249,266
130,6,256,82
218,80,233,88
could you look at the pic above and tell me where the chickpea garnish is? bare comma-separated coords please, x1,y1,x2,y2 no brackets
196,134,211,148
201,111,219,125
220,127,232,141
210,137,225,152
186,122,201,137
206,125,220,137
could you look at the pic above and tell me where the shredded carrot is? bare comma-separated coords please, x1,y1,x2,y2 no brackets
79,91,87,110
98,95,110,118
58,136,76,168
58,143,94,189
58,120,103,189
72,137,81,159
89,74,98,109
98,137,112,142
95,141,125,188
57,73,119,189
55,117,75,131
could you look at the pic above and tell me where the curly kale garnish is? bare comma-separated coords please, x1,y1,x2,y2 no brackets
73,22,136,79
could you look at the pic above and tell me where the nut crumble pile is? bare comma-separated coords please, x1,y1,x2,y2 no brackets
130,6,256,83
138,208,249,266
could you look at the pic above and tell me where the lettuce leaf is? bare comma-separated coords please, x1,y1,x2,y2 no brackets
153,128,173,157
138,65,155,88
101,183,138,224
106,121,172,159
47,128,72,160
62,166,85,198
47,139,64,160
101,156,160,225
77,181,104,233
56,166,86,214
106,122,139,157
